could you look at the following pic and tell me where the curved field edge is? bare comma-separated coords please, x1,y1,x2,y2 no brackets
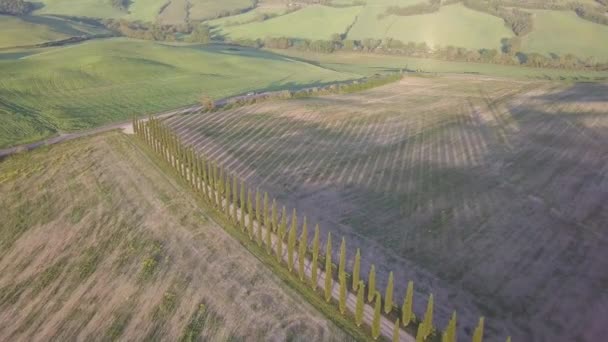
0,39,359,149
0,131,354,341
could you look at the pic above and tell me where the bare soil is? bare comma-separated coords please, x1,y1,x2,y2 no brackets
165,75,608,342
0,132,352,341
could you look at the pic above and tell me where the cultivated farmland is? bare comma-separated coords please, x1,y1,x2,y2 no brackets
165,75,608,342
217,5,363,41
0,39,357,148
348,3,513,51
0,132,353,341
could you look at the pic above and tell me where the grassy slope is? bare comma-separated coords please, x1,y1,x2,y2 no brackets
219,5,363,41
0,131,354,341
0,38,357,149
126,0,168,22
33,0,125,19
272,48,608,80
0,15,68,48
189,0,254,21
348,3,513,50
523,9,608,60
0,15,108,49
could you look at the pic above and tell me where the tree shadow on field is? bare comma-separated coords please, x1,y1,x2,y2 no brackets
174,80,608,342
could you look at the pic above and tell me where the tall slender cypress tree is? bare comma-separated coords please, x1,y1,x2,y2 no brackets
402,281,414,327
324,232,333,302
355,281,365,327
263,192,269,229
298,216,308,281
255,190,261,224
271,199,278,232
339,272,346,314
311,224,320,288
385,271,394,314
339,237,346,280
372,291,381,340
262,192,268,226
393,318,401,342
472,317,484,342
232,175,238,222
265,215,272,254
287,208,297,271
422,293,434,339
368,264,376,303
247,193,253,239
224,174,231,218
352,248,361,291
240,181,246,224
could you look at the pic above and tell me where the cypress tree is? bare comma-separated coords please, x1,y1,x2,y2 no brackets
311,224,320,288
441,311,456,342
255,190,261,223
422,293,434,339
355,281,365,327
265,215,272,254
446,311,457,342
368,264,376,303
393,318,400,342
247,192,253,239
232,176,238,223
402,281,414,327
224,174,231,218
263,192,269,229
279,206,287,237
352,248,361,291
385,271,394,314
472,317,484,342
271,199,278,232
240,180,246,211
339,237,346,280
416,321,426,342
324,232,333,302
276,206,287,262
372,291,381,340
287,208,297,271
339,272,346,314
298,216,308,281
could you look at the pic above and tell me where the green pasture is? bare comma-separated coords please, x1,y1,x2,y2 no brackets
33,0,125,19
189,0,254,21
272,48,608,80
348,3,513,50
0,38,357,148
218,5,362,41
523,10,608,60
0,15,108,49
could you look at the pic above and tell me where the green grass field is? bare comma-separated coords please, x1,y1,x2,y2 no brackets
218,5,362,41
125,0,168,22
273,48,608,80
33,0,125,19
0,15,108,49
348,3,513,50
190,0,254,21
0,38,358,148
523,9,608,60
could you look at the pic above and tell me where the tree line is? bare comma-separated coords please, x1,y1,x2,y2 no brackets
230,35,608,71
133,116,511,342
0,0,33,15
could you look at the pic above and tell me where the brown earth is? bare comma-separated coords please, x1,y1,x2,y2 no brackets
165,75,608,342
0,132,352,341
